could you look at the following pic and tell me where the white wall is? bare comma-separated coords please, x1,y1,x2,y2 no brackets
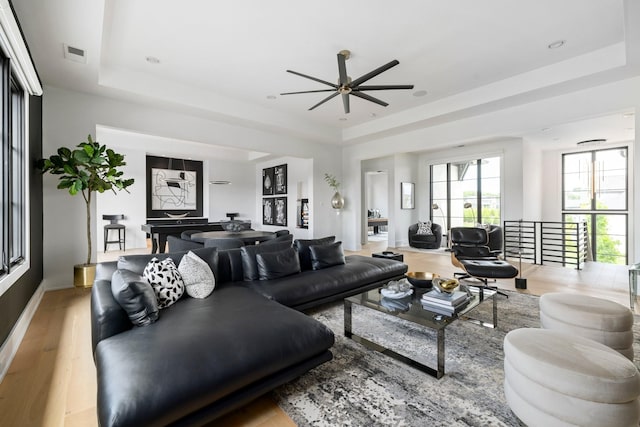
255,156,314,240
94,128,257,253
42,85,341,289
367,173,388,217
522,140,543,221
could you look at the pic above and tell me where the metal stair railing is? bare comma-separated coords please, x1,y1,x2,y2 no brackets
503,220,588,270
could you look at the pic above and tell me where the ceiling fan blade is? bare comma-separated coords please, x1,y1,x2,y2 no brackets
350,91,389,107
280,89,336,95
349,60,400,88
337,53,349,86
342,93,350,114
356,84,414,91
286,70,337,88
308,92,339,111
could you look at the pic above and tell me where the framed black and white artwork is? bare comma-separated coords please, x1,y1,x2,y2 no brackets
274,164,287,194
262,198,274,225
274,197,287,226
146,155,203,218
262,167,275,195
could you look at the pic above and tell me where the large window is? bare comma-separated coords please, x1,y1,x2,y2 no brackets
0,52,26,278
431,156,501,232
562,147,628,264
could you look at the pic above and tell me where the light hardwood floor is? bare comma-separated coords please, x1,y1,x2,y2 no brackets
0,241,633,426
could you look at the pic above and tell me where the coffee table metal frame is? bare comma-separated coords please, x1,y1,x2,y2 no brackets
344,285,497,379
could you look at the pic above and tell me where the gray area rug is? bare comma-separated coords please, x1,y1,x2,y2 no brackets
273,291,640,426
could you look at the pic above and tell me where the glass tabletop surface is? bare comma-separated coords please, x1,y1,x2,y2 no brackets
345,285,496,330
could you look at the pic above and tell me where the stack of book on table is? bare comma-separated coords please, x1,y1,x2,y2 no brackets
421,289,471,316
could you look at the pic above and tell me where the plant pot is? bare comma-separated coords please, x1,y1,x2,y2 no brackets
331,191,344,209
74,263,96,288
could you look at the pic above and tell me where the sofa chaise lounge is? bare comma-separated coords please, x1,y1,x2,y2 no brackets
91,239,407,427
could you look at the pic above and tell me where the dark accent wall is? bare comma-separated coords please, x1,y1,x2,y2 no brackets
0,94,43,346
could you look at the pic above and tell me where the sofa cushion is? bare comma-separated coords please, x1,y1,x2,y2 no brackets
143,258,185,309
95,286,335,427
118,247,219,279
240,241,292,281
178,251,216,298
294,236,336,271
244,255,408,308
111,269,159,327
310,241,345,270
256,247,301,280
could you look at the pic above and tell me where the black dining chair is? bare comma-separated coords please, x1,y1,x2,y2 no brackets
103,214,126,252
203,238,245,250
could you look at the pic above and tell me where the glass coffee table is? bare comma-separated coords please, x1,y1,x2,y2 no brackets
344,285,497,379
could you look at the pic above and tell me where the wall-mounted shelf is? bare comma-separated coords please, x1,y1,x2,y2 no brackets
298,198,309,229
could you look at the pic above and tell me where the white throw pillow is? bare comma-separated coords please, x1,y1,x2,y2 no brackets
178,251,216,298
416,220,433,235
143,257,185,309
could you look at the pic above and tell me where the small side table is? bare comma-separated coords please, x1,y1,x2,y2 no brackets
629,263,640,310
372,252,404,262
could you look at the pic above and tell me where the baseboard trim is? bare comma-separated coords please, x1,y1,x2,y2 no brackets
0,282,44,383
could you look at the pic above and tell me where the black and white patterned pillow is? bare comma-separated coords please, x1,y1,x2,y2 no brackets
416,220,433,235
143,257,185,309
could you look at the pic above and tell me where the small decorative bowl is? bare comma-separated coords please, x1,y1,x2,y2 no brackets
406,272,439,288
433,277,460,293
219,220,245,232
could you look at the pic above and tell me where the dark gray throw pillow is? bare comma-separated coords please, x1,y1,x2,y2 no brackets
294,236,336,271
309,241,346,270
240,240,293,281
111,269,159,327
255,247,301,280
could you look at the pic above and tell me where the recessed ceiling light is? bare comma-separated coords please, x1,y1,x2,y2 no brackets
413,90,427,97
145,56,160,64
548,40,565,49
623,112,634,118
266,95,277,100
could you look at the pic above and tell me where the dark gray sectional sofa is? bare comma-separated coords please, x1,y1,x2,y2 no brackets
91,239,407,427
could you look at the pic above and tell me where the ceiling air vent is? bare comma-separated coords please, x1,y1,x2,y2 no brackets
63,44,87,64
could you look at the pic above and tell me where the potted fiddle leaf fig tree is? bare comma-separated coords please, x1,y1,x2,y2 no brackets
37,134,134,287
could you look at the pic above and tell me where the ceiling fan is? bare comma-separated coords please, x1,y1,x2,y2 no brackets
280,50,414,114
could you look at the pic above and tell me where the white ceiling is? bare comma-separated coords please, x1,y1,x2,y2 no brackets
11,0,637,149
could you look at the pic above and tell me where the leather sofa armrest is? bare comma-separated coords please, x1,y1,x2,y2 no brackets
91,277,132,358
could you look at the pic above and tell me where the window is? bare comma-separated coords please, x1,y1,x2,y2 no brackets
0,52,26,278
430,156,501,232
562,147,628,264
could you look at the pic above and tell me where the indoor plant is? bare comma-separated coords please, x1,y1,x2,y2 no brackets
324,173,344,209
37,134,134,287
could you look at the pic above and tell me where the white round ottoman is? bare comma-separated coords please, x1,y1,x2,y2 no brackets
540,292,635,360
504,328,640,427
